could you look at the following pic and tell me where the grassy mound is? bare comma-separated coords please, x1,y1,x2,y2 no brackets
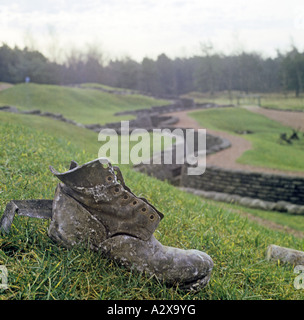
0,83,168,125
1,112,304,300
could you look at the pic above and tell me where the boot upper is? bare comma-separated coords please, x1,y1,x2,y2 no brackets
49,158,163,241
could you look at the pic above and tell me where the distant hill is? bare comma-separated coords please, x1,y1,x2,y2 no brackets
0,83,168,125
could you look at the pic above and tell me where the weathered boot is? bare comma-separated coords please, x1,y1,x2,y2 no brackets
48,158,213,290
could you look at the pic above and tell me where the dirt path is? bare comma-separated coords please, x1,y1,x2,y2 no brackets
244,105,304,131
0,83,13,91
165,108,304,177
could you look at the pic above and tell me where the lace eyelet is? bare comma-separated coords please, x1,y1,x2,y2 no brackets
149,214,156,221
106,175,114,183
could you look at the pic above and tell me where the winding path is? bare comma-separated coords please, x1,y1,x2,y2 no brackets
243,105,304,130
165,107,304,177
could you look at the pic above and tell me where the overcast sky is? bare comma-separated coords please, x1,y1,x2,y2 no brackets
1,0,304,62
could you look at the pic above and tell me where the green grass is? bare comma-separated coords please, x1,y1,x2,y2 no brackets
189,107,304,172
80,82,139,93
181,91,237,106
1,112,304,300
237,206,304,234
0,112,170,167
204,198,304,235
0,83,168,125
260,93,304,112
182,91,304,111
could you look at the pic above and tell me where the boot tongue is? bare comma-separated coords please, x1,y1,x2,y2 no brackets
49,158,115,189
69,160,78,170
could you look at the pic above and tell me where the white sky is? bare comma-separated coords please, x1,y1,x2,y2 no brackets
0,0,304,62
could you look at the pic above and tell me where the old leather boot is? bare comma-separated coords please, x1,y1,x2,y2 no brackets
48,158,213,290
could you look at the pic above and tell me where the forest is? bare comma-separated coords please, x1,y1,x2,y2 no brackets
0,43,304,98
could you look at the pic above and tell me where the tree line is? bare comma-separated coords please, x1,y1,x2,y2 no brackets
0,43,304,97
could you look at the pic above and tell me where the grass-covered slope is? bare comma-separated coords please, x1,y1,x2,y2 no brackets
190,107,304,172
1,112,304,300
182,91,304,112
0,83,168,125
259,93,304,112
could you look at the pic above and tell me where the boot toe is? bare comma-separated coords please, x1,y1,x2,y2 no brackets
176,249,213,291
100,235,213,291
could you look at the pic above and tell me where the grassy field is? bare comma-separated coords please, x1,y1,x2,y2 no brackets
181,91,238,106
1,111,304,300
182,91,304,112
205,198,304,236
260,93,304,111
189,107,304,172
0,83,168,125
80,82,139,93
1,84,304,300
